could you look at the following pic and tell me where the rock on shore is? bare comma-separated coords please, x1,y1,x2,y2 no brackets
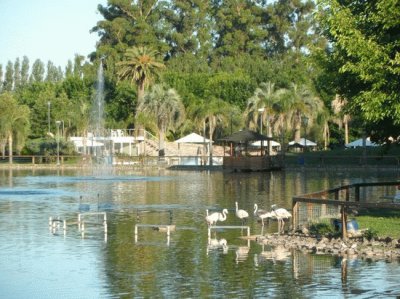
255,233,400,261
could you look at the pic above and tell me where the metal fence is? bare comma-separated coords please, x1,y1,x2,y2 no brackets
292,181,400,238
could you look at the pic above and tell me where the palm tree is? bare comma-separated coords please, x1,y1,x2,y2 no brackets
244,82,288,153
315,108,331,150
137,84,185,156
0,93,30,164
245,82,276,133
286,83,324,142
190,97,232,164
332,94,351,145
117,46,165,106
72,98,91,155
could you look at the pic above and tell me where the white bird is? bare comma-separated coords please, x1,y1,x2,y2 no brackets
271,204,292,234
235,202,249,225
253,203,272,226
205,208,228,227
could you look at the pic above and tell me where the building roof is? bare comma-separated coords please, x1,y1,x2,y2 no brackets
219,130,272,144
345,137,378,148
288,138,317,147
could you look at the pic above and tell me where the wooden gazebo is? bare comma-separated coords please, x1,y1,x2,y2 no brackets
219,130,281,172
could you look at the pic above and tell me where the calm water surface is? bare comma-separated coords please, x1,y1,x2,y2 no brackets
0,167,399,298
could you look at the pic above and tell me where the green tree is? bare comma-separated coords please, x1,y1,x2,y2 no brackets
117,46,165,116
164,0,212,58
46,61,63,82
286,83,324,142
316,0,400,141
244,81,289,152
245,82,279,134
13,58,21,89
137,84,185,156
0,92,30,163
331,94,351,145
65,60,73,78
189,97,233,163
20,56,30,86
30,59,45,82
92,0,168,56
211,0,266,58
204,71,255,109
3,61,14,91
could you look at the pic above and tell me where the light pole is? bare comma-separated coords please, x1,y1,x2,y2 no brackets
47,101,51,133
302,116,309,152
258,108,265,134
56,121,61,166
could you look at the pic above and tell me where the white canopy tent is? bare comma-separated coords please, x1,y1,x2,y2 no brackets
288,138,317,147
345,137,378,148
175,132,213,144
174,132,214,165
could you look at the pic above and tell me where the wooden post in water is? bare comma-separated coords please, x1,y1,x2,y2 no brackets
341,205,348,240
292,201,298,232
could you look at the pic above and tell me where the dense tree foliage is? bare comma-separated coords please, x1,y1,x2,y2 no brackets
316,0,400,143
3,0,397,155
0,92,30,162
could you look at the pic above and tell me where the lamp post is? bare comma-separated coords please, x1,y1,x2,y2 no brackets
47,101,51,133
302,116,309,152
56,121,61,166
258,108,265,134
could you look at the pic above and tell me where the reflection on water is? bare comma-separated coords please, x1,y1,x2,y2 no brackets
0,168,400,298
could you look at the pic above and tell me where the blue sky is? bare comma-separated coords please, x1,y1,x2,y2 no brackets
0,0,106,69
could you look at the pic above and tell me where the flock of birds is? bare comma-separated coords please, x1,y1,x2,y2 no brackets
205,202,292,234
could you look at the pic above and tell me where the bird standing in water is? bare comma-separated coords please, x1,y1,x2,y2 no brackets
235,202,249,225
205,208,228,227
254,203,272,226
271,204,292,234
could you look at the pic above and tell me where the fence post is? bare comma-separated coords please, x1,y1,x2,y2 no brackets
341,205,348,240
292,201,298,232
355,186,360,202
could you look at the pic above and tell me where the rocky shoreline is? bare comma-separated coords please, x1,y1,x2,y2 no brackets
255,233,400,261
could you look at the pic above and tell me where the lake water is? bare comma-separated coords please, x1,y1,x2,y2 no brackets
0,167,399,298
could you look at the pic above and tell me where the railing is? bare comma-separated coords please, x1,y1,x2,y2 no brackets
0,155,224,167
3,153,398,169
292,181,400,239
284,155,400,167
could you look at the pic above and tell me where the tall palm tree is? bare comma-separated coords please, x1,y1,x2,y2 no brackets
316,108,331,150
117,46,165,105
244,82,287,153
73,98,91,155
245,82,277,134
0,93,30,164
286,83,324,142
332,94,351,145
137,84,185,156
190,98,232,164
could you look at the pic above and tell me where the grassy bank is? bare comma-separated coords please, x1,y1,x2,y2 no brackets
356,209,400,239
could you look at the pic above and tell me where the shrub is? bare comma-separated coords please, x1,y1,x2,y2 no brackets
309,222,335,236
363,228,378,241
